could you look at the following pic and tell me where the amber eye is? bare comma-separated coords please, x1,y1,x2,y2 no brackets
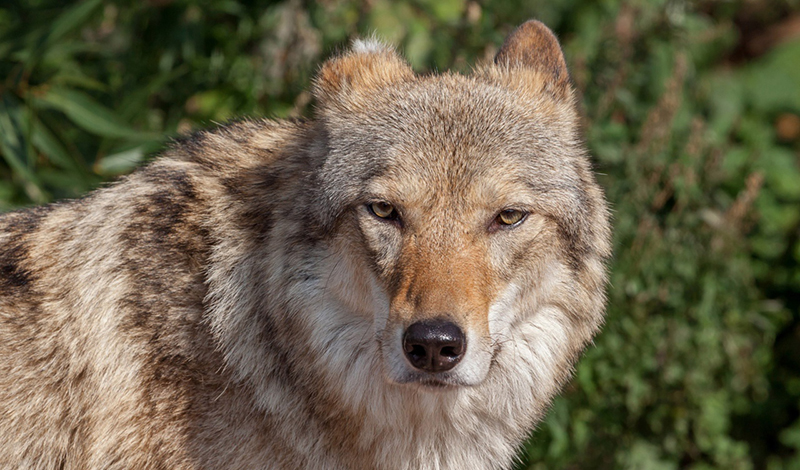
368,201,398,220
496,209,526,227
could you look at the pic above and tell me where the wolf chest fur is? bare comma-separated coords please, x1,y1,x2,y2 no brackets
0,20,611,470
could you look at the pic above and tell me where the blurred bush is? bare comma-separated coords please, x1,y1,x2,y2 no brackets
1,0,799,468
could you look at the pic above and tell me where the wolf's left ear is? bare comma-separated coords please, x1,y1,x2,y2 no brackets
313,40,414,110
487,20,572,96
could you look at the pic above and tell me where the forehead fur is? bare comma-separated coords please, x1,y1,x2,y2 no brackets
313,74,583,227
325,74,580,175
311,20,582,227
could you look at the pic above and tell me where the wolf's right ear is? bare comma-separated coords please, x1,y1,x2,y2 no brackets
313,40,414,111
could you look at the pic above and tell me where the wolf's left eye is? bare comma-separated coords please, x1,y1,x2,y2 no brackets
495,209,527,227
368,201,399,221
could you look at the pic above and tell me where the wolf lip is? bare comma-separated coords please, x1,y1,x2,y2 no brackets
394,370,467,389
418,378,452,389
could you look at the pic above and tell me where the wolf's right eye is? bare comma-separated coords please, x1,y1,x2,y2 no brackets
368,202,399,221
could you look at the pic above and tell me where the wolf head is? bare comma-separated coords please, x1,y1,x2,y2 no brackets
304,20,611,392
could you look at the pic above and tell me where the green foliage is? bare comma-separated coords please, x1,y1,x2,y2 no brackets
1,0,799,468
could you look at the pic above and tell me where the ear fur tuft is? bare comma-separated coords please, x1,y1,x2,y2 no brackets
351,37,390,54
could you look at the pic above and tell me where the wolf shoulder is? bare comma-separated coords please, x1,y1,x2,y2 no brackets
0,117,308,296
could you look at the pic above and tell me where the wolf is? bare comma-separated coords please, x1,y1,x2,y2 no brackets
0,20,610,470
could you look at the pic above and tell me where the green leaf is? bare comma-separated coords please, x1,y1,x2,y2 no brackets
45,0,104,48
94,145,153,176
368,0,412,44
34,88,158,140
0,180,16,211
16,0,103,71
405,21,433,69
30,115,87,175
757,148,800,199
745,38,800,113
420,0,465,24
0,93,47,203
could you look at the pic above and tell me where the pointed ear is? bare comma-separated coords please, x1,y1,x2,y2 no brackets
494,20,570,86
313,40,414,110
483,20,573,100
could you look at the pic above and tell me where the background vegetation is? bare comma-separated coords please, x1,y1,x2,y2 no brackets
1,0,799,468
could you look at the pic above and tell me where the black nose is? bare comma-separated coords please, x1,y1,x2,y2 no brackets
402,319,466,373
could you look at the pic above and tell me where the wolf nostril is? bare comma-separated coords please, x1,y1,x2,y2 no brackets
440,346,458,358
402,319,466,373
406,344,427,361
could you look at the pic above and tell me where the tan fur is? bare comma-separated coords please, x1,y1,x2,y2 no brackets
0,20,611,469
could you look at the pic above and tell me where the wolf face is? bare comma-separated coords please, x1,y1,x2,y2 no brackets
310,23,610,395
0,20,610,470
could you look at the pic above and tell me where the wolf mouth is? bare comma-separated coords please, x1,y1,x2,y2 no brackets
392,370,474,389
403,378,457,391
415,379,455,390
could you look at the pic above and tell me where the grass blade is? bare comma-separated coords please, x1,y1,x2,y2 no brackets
34,88,159,140
0,94,47,202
